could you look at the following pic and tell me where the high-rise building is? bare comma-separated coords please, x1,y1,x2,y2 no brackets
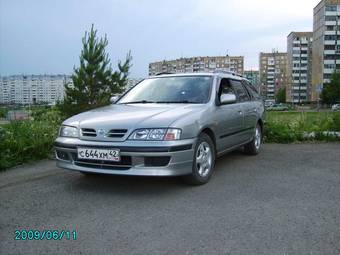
0,75,72,105
259,52,288,101
287,32,313,103
243,70,260,90
312,0,340,102
125,78,143,91
149,56,244,76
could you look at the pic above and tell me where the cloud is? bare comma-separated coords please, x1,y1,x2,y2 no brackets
0,0,322,77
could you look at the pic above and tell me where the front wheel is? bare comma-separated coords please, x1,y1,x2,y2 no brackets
244,123,262,155
183,133,215,185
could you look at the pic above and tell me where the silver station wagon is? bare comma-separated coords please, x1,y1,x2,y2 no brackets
55,72,265,185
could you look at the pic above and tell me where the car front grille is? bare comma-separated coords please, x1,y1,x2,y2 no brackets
107,129,128,138
81,128,97,137
81,128,128,138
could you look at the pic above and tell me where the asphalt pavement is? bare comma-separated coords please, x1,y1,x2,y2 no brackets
1,143,340,255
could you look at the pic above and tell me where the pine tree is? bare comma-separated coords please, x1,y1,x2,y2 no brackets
60,24,132,117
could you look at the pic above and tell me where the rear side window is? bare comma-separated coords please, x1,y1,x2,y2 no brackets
242,81,261,100
230,80,250,102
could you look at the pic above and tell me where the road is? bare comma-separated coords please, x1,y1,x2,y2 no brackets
1,143,340,255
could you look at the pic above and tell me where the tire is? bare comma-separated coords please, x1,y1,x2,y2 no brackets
244,123,262,155
183,133,216,185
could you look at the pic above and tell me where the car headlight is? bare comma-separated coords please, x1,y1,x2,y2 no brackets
128,128,181,141
59,125,78,138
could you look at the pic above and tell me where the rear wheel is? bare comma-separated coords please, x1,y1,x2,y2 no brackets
244,123,262,155
184,133,215,185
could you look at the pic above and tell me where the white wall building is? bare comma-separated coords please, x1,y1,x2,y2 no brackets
0,75,72,105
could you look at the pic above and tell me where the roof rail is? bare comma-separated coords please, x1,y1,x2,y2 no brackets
213,70,244,78
155,72,174,76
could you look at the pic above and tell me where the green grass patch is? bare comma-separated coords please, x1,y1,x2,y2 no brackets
0,108,62,170
264,111,340,143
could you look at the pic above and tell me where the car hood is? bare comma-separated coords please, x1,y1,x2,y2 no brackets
63,103,205,131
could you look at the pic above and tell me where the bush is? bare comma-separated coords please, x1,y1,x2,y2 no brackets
264,112,340,143
0,107,8,118
264,121,303,143
332,113,340,131
0,108,62,170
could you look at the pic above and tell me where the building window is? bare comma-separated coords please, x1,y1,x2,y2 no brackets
325,5,337,12
325,16,336,21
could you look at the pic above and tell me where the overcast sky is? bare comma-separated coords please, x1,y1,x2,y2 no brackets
0,0,321,78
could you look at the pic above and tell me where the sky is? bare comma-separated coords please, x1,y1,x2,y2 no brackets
0,0,321,78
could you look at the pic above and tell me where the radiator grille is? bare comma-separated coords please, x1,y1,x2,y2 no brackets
107,129,128,138
81,128,97,137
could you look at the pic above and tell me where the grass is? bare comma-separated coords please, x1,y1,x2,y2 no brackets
264,111,340,143
0,108,62,170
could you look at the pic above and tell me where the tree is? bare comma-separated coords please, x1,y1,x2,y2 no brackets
321,71,340,105
275,87,286,104
59,24,132,117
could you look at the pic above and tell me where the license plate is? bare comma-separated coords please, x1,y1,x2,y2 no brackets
77,148,120,162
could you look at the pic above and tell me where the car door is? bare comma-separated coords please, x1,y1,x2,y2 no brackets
215,78,244,152
241,80,259,140
229,79,254,142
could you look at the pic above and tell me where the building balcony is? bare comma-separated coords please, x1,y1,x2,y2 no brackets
325,21,337,26
324,68,335,74
324,40,336,45
324,50,336,55
293,87,307,90
325,30,336,35
324,59,336,64
325,11,338,16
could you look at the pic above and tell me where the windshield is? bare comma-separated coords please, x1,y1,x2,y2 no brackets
117,76,213,104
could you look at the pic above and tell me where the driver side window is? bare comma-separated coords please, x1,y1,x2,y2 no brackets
219,78,235,97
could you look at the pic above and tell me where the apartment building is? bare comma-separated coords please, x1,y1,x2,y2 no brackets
312,0,340,102
243,70,260,90
149,56,244,76
287,32,313,103
0,75,72,105
125,78,143,91
259,52,288,101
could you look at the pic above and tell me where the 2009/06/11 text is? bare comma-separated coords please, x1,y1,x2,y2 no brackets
14,230,77,241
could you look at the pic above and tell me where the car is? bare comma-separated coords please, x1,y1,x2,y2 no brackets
54,72,265,185
264,100,274,108
331,104,340,111
267,103,289,111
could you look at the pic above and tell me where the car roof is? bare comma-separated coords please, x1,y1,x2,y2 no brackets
149,72,247,81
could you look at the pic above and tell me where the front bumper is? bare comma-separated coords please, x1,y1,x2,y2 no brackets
54,137,196,176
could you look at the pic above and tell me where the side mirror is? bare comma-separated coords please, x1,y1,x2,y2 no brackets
220,93,237,105
110,95,119,103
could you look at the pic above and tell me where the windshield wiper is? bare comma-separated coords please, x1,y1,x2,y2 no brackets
156,101,201,104
119,100,155,104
